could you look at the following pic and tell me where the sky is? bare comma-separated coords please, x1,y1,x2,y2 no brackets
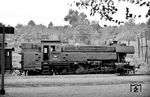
0,0,149,27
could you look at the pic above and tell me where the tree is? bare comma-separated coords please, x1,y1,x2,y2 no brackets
70,0,150,25
64,9,93,44
48,22,53,29
114,18,147,45
101,25,117,41
91,20,102,31
28,20,36,26
74,25,92,44
147,18,150,26
0,22,3,27
115,19,135,45
15,24,23,29
64,9,89,27
64,9,79,27
146,18,150,40
64,9,104,45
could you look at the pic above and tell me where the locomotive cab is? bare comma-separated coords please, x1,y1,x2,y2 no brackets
41,40,62,74
41,40,61,61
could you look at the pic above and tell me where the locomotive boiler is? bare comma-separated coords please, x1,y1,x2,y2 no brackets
20,40,135,75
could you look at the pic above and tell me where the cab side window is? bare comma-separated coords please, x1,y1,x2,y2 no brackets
51,45,56,52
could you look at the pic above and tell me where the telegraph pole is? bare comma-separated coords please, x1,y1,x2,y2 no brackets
140,30,149,63
145,31,149,63
137,36,140,58
0,25,5,95
0,25,14,95
141,33,144,59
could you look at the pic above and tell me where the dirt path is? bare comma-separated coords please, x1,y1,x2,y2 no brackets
0,74,150,97
2,83,150,97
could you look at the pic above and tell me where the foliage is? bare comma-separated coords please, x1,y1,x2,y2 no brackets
48,22,53,29
64,9,88,27
2,9,148,51
28,20,36,26
70,0,150,25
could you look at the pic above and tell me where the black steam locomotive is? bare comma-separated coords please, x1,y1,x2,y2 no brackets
20,40,135,75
